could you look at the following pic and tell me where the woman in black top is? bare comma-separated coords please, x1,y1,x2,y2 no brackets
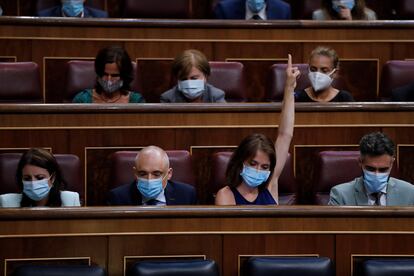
295,46,354,102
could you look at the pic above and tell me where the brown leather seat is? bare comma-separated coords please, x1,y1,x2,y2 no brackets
0,152,83,204
380,60,414,99
209,61,247,102
110,150,196,190
313,151,399,205
210,152,296,205
0,62,42,103
65,60,139,102
292,0,322,19
122,0,192,18
265,63,348,101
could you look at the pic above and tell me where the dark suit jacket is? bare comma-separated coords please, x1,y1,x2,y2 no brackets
37,5,108,18
108,180,197,205
391,83,414,102
214,0,291,19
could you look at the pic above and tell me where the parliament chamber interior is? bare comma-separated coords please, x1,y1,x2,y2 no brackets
2,0,414,275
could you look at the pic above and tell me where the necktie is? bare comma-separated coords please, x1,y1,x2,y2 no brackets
371,192,381,206
252,14,262,20
146,199,158,206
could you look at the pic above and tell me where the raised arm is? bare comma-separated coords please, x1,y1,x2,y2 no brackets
268,54,299,199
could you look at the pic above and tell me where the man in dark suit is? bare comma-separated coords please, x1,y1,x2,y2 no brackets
37,0,108,18
108,146,197,206
214,0,291,20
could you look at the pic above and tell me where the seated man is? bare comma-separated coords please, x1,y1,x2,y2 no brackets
214,0,291,20
37,0,108,18
108,146,197,206
329,132,414,206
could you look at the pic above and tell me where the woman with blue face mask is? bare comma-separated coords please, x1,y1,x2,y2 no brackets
72,46,145,104
0,148,80,207
160,49,226,103
312,0,376,20
215,55,298,205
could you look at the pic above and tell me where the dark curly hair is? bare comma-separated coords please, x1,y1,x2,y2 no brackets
94,46,133,95
359,132,395,158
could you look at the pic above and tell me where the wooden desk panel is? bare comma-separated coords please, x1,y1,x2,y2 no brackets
1,207,414,276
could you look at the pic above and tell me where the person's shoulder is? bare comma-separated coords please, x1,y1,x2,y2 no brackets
72,89,92,103
37,6,60,17
129,91,145,103
84,6,108,18
332,178,359,192
294,89,311,102
160,86,178,103
168,180,195,192
206,83,226,102
390,177,414,190
312,9,326,20
60,191,80,206
364,8,377,20
215,186,236,205
337,90,354,101
271,0,290,9
110,182,132,194
0,193,22,207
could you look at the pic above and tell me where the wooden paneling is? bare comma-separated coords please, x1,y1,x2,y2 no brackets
2,207,414,276
1,103,414,205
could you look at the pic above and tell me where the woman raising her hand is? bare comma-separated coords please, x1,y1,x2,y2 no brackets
215,55,299,205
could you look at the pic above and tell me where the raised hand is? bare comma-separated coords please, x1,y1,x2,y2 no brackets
285,54,300,90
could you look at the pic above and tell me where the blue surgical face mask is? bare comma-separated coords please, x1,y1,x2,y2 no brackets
363,169,389,194
61,0,84,17
247,0,266,13
22,178,51,201
240,165,271,188
137,176,165,199
332,0,355,13
178,79,205,100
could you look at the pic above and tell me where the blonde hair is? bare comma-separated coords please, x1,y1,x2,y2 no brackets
309,46,339,69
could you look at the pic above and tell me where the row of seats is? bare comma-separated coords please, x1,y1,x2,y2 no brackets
8,0,414,20
0,150,390,205
12,257,414,275
2,60,414,103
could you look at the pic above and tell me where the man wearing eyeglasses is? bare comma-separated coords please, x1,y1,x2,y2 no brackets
328,132,414,206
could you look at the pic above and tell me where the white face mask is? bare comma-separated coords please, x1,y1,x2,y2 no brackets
308,69,336,92
178,79,205,100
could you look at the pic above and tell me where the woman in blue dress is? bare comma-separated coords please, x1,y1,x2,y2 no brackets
215,55,298,205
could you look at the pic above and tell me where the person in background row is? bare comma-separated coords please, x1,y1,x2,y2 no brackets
215,54,297,205
214,0,291,20
108,146,197,206
329,132,414,206
313,0,376,20
0,148,80,207
160,49,226,103
37,0,108,18
73,46,145,103
295,46,354,102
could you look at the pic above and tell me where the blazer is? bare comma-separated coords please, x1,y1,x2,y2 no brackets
328,177,414,206
214,0,291,20
108,180,197,205
160,83,226,103
0,191,81,207
37,5,108,18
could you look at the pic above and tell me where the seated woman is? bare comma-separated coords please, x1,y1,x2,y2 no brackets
295,46,354,102
160,49,226,103
215,55,298,205
313,0,377,20
73,46,145,103
0,148,80,207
